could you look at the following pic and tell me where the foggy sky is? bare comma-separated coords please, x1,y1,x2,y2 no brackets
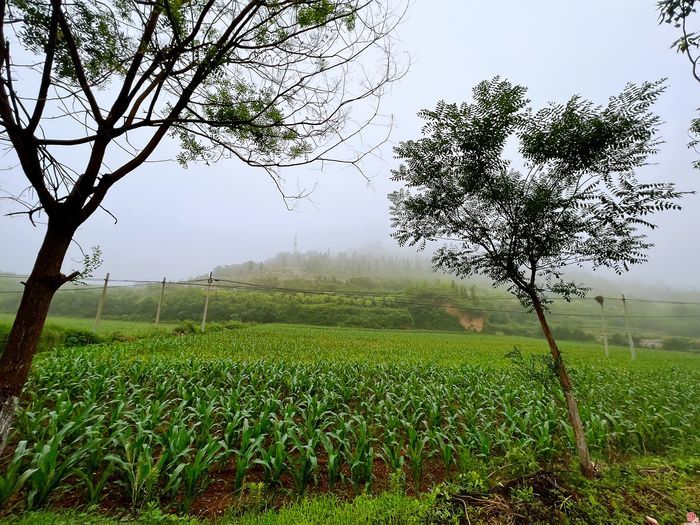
1,1,699,289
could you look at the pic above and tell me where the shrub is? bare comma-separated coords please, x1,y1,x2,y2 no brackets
63,328,103,347
172,320,201,336
663,337,690,351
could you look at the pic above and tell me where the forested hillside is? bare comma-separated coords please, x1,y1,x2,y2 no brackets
3,250,700,346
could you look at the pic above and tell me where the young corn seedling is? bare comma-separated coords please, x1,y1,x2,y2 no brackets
255,427,289,488
73,419,112,505
160,421,196,480
105,430,167,514
319,431,342,488
25,421,91,510
431,429,456,471
329,418,353,459
289,429,319,495
233,420,265,491
189,398,219,446
0,441,35,510
222,409,248,451
404,425,429,489
299,395,330,435
345,416,374,491
180,439,225,511
380,428,405,472
74,463,114,507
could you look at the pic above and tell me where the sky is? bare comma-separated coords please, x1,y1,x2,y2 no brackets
1,0,699,288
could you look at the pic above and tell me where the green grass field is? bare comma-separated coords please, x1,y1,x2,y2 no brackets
1,322,699,524
0,314,173,337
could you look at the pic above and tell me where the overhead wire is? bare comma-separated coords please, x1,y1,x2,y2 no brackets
2,273,700,319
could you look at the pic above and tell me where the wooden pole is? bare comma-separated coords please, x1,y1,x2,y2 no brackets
621,294,636,360
595,296,609,358
154,278,166,326
201,272,213,332
94,273,110,332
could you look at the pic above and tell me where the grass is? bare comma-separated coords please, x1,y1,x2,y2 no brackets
0,492,438,524
2,456,699,524
0,314,174,337
0,314,175,356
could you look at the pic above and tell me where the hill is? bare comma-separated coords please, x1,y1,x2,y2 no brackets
2,249,700,349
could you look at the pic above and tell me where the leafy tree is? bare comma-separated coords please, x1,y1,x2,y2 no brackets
658,0,700,167
389,77,688,478
0,0,404,452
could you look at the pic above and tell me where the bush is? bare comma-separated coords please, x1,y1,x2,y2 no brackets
609,333,639,346
63,328,103,347
224,320,250,330
172,320,201,335
663,337,690,351
551,325,594,342
173,319,251,336
0,323,107,357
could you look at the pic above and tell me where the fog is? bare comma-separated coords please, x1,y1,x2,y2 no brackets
1,0,699,289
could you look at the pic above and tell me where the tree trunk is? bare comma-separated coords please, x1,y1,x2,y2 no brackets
0,221,75,455
531,296,596,479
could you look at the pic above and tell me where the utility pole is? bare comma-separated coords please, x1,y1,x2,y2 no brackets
594,296,609,358
201,272,213,332
621,294,636,360
154,278,166,326
94,273,110,332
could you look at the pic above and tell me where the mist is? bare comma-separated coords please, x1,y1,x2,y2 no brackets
1,0,699,290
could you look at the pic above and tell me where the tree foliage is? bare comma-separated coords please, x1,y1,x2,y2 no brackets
390,78,689,479
389,78,687,307
658,0,700,167
0,0,404,222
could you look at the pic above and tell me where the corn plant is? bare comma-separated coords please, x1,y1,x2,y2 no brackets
404,425,429,488
233,420,265,491
431,429,455,471
345,416,374,491
289,429,319,494
6,330,699,513
25,421,91,510
105,431,166,514
255,426,289,488
380,428,405,471
180,440,225,511
159,420,196,481
319,431,342,487
0,441,35,509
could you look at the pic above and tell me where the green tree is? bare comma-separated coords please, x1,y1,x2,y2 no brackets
658,0,700,167
0,0,404,452
389,77,687,478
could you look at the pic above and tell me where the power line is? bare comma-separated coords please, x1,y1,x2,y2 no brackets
4,273,700,318
156,279,700,320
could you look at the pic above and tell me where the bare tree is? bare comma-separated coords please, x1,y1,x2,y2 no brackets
0,0,406,452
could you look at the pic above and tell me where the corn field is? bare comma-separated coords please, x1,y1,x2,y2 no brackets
1,326,699,514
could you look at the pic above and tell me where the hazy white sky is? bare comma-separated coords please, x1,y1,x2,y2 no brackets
1,0,699,288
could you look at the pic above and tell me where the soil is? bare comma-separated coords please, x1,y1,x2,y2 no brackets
443,306,486,332
0,451,460,520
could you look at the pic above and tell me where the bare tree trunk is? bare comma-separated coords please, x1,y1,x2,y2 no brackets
531,296,596,479
0,221,75,455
